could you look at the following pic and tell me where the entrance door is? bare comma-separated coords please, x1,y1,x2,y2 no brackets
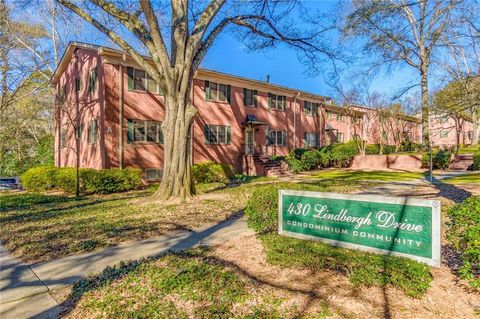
245,127,254,155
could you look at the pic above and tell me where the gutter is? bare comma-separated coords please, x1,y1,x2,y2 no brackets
118,54,126,168
293,92,301,149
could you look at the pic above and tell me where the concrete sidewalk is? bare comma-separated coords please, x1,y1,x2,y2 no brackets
0,216,252,319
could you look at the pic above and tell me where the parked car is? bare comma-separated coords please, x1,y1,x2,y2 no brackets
0,177,21,190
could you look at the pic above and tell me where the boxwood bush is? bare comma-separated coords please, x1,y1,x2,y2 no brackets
472,152,480,170
421,150,451,170
447,196,480,288
21,166,142,194
191,161,234,183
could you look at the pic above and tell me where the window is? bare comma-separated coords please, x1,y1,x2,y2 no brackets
127,67,162,94
267,129,286,146
87,68,98,93
440,116,449,124
304,132,318,147
327,111,335,120
145,168,163,181
336,113,345,122
304,101,318,116
268,93,286,111
75,124,83,140
468,131,474,140
61,129,67,148
87,120,97,144
59,85,66,104
337,132,344,143
127,120,163,144
75,77,82,93
205,125,231,144
243,88,257,107
352,116,361,125
205,81,230,103
440,130,449,138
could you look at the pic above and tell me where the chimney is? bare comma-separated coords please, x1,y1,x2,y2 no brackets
266,75,270,83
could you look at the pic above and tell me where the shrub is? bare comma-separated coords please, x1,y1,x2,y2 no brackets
82,168,142,194
421,150,451,170
471,152,480,171
366,144,380,155
191,161,234,183
300,149,323,171
21,166,58,191
330,141,358,167
21,166,142,194
447,196,480,288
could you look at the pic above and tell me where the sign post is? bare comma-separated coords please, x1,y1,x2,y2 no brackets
278,190,441,266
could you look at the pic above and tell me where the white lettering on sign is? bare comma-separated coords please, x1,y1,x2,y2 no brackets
376,211,423,232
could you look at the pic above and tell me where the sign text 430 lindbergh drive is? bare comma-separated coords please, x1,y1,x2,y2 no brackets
278,190,441,266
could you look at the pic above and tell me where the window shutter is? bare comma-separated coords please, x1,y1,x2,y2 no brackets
204,125,210,144
127,120,134,143
226,126,231,144
253,90,258,107
158,122,164,144
226,85,231,104
282,131,287,146
93,120,97,143
304,132,307,146
92,68,98,91
205,80,210,100
243,88,247,106
268,93,272,109
282,96,286,111
265,127,270,145
127,67,134,91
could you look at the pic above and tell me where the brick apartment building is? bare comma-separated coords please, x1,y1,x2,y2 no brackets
51,42,471,179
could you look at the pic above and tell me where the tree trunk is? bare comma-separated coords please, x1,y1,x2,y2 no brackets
420,69,430,146
472,107,480,145
152,94,196,202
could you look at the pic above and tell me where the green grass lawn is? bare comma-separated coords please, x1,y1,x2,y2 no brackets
0,179,373,263
65,248,333,319
309,170,426,182
459,145,479,154
442,172,480,184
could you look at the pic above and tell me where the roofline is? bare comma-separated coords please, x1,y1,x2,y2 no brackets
51,42,331,101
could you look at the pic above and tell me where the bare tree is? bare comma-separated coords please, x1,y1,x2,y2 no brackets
54,0,334,201
341,0,464,145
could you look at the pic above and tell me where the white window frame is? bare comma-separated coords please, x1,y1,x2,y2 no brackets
305,132,318,147
205,125,230,144
304,101,318,116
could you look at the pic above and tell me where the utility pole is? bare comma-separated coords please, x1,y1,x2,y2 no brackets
428,113,433,184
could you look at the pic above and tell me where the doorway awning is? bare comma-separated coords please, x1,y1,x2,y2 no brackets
242,115,267,126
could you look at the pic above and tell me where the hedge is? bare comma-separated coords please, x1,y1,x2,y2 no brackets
191,161,234,183
421,150,451,170
285,141,358,173
472,152,480,170
21,166,142,194
447,196,480,288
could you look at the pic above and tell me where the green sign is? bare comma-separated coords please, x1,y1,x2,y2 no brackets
278,190,441,266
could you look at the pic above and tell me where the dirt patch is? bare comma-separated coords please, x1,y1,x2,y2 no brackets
212,234,480,319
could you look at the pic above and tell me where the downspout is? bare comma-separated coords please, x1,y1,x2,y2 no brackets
293,91,300,149
118,61,124,169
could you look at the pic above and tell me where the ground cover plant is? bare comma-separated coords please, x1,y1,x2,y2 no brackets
309,170,425,182
245,183,433,297
447,196,480,288
442,172,480,184
64,248,333,319
0,178,372,263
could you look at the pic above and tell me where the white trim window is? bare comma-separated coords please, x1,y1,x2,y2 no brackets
268,93,286,111
336,113,345,122
127,120,164,144
440,130,449,138
267,129,287,146
205,81,231,103
127,67,163,94
145,168,163,181
304,101,318,116
304,132,318,147
205,124,231,144
337,132,344,143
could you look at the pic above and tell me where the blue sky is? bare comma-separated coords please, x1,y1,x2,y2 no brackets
200,0,419,101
